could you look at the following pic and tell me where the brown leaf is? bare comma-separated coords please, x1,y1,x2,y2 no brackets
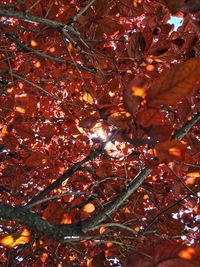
3,133,18,150
148,40,171,56
79,117,99,129
128,33,144,59
164,0,185,14
147,58,200,106
14,124,35,139
136,108,164,128
24,151,48,168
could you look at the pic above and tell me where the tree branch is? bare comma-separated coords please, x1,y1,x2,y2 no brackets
0,8,78,36
0,203,82,242
5,32,96,74
0,111,199,244
26,132,118,207
172,111,200,140
71,0,96,24
81,169,152,232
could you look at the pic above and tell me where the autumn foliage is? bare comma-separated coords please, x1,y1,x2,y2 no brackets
0,0,200,266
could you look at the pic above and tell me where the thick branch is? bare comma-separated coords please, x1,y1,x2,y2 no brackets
172,111,200,140
0,108,199,243
0,203,82,242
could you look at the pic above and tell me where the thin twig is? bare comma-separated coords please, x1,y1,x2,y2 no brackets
174,161,200,168
5,32,96,73
26,191,95,210
166,164,198,196
82,169,152,232
25,131,119,207
89,222,139,235
71,0,96,24
11,72,62,101
143,190,198,232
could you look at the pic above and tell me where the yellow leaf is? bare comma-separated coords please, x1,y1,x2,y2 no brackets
0,228,30,248
0,235,14,248
82,92,94,104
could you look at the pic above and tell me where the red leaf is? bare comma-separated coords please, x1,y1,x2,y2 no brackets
98,17,123,36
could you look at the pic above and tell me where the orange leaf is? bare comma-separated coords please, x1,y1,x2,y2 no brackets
0,228,30,248
82,203,95,213
147,58,200,106
178,247,196,260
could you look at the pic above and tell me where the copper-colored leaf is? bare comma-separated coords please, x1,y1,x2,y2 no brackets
147,58,200,106
155,140,187,162
128,33,144,59
42,201,65,224
14,124,35,139
24,151,48,168
136,108,164,128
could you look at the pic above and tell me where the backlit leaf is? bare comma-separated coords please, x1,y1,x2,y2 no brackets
155,140,187,162
147,58,200,106
82,203,95,213
0,228,30,248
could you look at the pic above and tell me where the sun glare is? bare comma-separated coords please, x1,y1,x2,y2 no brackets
89,123,108,141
